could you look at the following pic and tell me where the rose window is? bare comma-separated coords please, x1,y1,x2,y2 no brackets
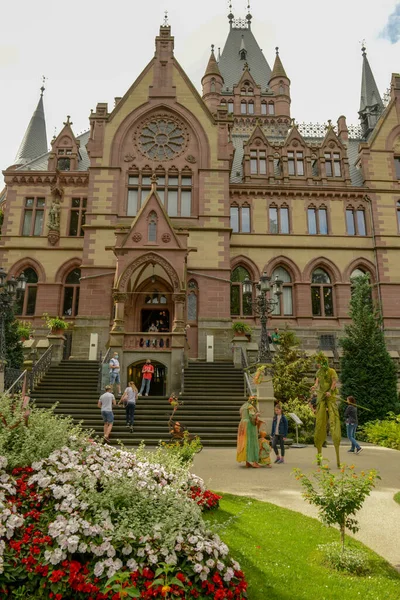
138,118,187,160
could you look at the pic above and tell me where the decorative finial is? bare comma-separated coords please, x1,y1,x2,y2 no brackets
163,10,168,26
246,1,252,27
40,75,47,96
63,115,73,126
275,46,279,55
243,61,250,72
217,47,221,62
211,43,215,54
360,39,366,56
151,173,158,190
228,1,234,27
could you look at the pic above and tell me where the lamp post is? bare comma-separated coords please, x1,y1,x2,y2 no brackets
0,268,27,371
243,272,283,363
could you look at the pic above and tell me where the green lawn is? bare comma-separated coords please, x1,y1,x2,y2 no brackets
394,492,400,505
203,494,400,600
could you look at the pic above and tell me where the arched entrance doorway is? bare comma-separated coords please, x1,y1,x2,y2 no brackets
127,360,167,396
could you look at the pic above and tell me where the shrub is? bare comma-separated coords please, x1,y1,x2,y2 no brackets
294,462,380,550
272,330,314,402
284,397,315,442
0,394,90,469
360,412,400,450
318,542,371,575
16,320,33,340
231,321,252,335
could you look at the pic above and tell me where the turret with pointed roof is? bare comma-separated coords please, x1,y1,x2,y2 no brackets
14,85,48,166
268,47,291,119
359,45,384,138
202,45,224,112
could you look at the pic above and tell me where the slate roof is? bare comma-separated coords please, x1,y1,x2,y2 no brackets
16,130,91,172
230,133,365,187
15,94,48,166
218,26,272,92
270,52,288,81
359,49,383,112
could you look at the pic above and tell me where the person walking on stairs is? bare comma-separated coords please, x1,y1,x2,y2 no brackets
98,385,116,443
138,359,154,396
109,352,122,397
121,381,137,431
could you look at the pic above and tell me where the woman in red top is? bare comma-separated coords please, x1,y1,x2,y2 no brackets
138,359,154,396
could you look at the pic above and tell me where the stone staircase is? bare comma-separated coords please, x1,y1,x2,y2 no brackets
32,360,246,447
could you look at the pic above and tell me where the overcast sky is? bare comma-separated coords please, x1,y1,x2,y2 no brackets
1,0,399,183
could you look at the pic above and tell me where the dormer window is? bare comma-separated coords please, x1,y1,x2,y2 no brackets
325,152,341,177
288,151,304,176
250,149,267,175
239,49,247,61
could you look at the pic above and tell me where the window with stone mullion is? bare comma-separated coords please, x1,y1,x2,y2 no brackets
127,171,192,217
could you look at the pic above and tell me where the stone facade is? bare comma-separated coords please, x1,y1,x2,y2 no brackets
1,13,400,393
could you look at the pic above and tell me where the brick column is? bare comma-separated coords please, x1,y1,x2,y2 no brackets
172,293,186,333
111,292,128,332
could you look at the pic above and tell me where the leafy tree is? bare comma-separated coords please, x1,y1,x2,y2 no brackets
0,294,23,369
340,274,398,423
272,329,314,402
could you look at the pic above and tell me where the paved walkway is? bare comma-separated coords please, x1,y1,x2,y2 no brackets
192,444,400,569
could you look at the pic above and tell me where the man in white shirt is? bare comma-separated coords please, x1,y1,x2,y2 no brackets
98,385,116,443
109,352,121,396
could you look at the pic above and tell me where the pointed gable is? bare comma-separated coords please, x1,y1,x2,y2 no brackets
48,117,81,171
284,123,307,149
117,178,184,252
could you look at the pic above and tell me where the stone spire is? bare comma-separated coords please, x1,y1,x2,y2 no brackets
203,45,223,79
359,44,383,137
14,83,48,166
269,47,288,80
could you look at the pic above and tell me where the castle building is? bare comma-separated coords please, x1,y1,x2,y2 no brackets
1,9,400,392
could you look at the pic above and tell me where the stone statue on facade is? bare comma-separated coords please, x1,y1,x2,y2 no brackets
48,200,61,231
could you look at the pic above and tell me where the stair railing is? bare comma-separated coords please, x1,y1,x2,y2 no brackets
240,347,256,397
98,347,111,392
29,345,53,391
6,370,27,396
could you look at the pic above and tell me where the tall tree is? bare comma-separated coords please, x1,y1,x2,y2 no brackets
272,329,314,402
340,274,398,423
0,294,23,369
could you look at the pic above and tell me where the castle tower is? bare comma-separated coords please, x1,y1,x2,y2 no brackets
201,45,224,113
268,47,291,119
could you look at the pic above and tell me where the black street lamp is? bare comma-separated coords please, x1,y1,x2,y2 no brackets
0,268,27,369
243,272,283,363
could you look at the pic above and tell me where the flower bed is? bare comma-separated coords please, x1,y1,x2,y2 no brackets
0,443,247,599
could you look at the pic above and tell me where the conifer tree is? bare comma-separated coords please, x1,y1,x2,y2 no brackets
272,329,313,402
340,274,398,423
0,295,23,369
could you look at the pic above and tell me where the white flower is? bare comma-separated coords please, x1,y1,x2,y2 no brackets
126,559,138,571
122,544,132,555
94,561,104,577
193,563,203,573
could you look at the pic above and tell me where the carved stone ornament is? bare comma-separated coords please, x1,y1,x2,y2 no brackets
328,141,335,149
47,230,60,246
185,155,197,164
124,154,136,162
132,232,142,243
162,233,171,243
134,114,189,161
119,252,180,292
47,200,61,231
112,292,129,304
292,140,299,147
51,176,64,201
254,138,262,147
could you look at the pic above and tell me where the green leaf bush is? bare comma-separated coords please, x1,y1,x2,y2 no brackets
360,412,400,450
318,542,371,575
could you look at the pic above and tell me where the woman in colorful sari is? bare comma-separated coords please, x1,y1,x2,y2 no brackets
237,396,261,468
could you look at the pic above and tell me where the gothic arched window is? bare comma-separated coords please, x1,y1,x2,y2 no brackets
187,280,198,322
231,266,253,316
15,267,38,316
148,211,157,243
311,268,334,317
271,267,293,316
62,268,81,317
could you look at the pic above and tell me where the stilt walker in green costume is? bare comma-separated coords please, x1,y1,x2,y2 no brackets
312,353,341,467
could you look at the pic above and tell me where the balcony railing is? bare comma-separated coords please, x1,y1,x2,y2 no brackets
123,333,172,351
